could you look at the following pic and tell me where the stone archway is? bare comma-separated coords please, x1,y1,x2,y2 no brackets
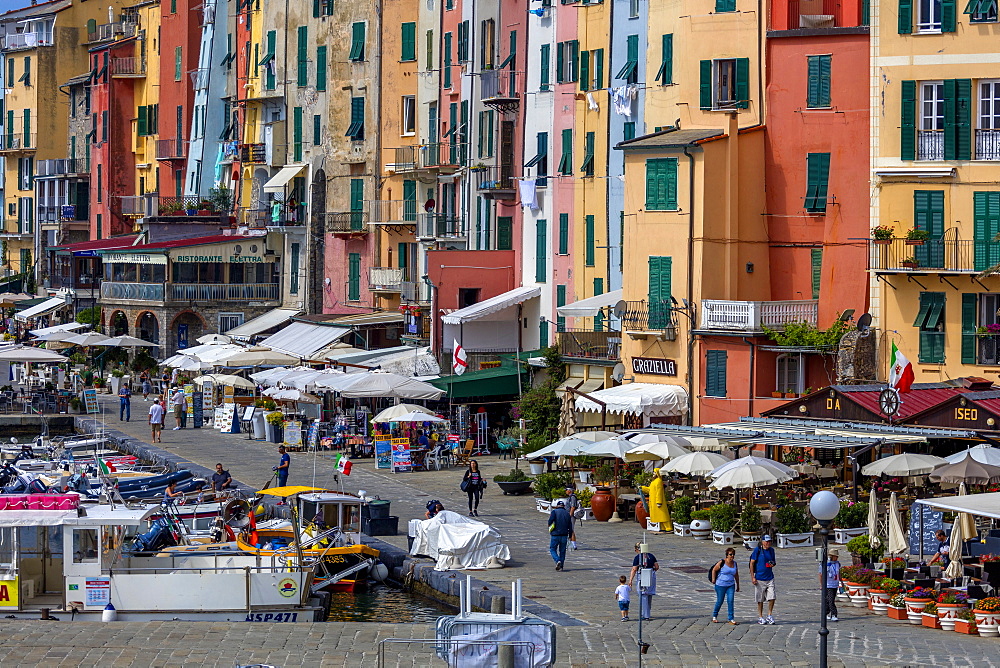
309,168,327,314
136,311,159,345
169,311,205,352
109,311,129,336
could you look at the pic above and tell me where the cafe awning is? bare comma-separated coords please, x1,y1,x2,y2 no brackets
15,296,67,322
262,164,307,193
260,321,350,359
557,289,623,318
575,382,688,417
915,492,1000,520
428,365,528,399
224,308,301,339
441,286,540,325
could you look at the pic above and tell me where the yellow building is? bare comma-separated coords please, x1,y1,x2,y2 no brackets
870,0,1000,379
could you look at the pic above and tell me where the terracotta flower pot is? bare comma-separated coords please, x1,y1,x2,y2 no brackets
845,582,870,608
955,619,978,634
921,613,941,629
869,589,890,613
937,603,966,631
887,606,908,620
589,486,616,522
905,597,933,625
635,500,649,527
974,609,1000,637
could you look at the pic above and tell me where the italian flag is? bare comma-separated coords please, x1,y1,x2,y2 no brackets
889,342,914,394
97,457,116,474
333,454,352,476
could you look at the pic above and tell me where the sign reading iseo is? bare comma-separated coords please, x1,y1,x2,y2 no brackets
632,357,677,376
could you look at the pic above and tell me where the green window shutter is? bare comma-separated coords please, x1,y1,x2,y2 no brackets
645,158,677,210
540,44,550,90
623,122,635,141
593,49,604,89
426,30,434,70
350,179,364,230
700,60,713,109
962,293,978,364
265,31,276,89
497,216,513,250
648,255,672,327
973,192,1000,271
457,22,469,62
556,284,566,331
316,46,327,91
297,26,308,85
585,215,595,266
735,58,750,109
403,179,417,221
559,128,572,175
900,80,916,160
706,350,728,397
313,0,320,17
593,278,604,331
898,0,912,33
348,253,361,301
581,131,595,176
174,46,182,81
443,32,452,88
535,219,547,282
656,35,673,85
570,40,579,82
401,23,416,61
350,22,365,61
579,50,590,92
293,107,303,162
477,111,484,157
313,115,321,144
806,55,831,108
942,0,957,31
23,109,29,144
540,320,549,348
558,213,568,254
397,243,408,269
346,97,365,140
290,243,300,294
811,248,823,299
913,190,945,267
616,35,638,82
137,105,148,137
804,153,831,213
556,42,565,84
916,291,946,363
950,79,972,161
485,110,494,157
716,0,736,9
498,30,515,69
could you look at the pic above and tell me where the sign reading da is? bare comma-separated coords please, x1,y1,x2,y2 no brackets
632,357,677,376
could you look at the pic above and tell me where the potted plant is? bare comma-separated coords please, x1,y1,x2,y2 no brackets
576,487,595,521
833,500,869,543
955,608,979,634
574,455,599,483
973,596,1000,637
709,502,737,545
470,162,488,172
254,397,278,411
881,556,907,580
840,565,877,607
921,600,941,629
689,508,712,540
901,256,919,270
872,225,894,243
671,496,694,537
870,577,901,613
265,411,285,443
936,591,969,631
739,503,763,549
68,396,82,414
906,228,931,245
196,200,215,215
887,592,908,620
533,471,572,513
774,505,813,548
492,468,533,495
93,377,106,392
593,463,616,486
846,534,885,566
904,586,936,625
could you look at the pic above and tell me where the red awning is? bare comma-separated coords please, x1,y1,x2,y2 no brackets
55,235,139,256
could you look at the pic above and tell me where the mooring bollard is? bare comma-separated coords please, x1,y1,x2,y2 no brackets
497,643,515,668
491,596,506,614
40,608,50,620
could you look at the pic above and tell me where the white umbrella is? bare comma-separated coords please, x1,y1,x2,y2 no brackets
222,348,300,367
390,411,446,423
524,436,592,459
32,330,79,342
197,334,232,344
944,514,967,580
945,444,1000,467
250,366,297,384
861,453,947,477
709,456,795,479
268,388,322,403
887,491,908,555
283,369,344,390
566,430,618,442
660,451,729,476
65,332,111,346
709,464,796,490
97,335,158,347
193,374,255,390
164,355,213,371
577,436,637,460
0,345,68,363
372,403,435,422
868,488,881,549
179,343,245,364
624,440,691,462
958,483,977,545
318,371,445,400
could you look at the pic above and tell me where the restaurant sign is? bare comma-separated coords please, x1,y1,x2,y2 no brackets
101,252,167,265
171,242,271,264
632,356,677,376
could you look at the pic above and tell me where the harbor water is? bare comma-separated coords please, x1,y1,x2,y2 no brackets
326,585,454,623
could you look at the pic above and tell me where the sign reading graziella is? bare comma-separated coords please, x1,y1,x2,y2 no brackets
632,357,677,376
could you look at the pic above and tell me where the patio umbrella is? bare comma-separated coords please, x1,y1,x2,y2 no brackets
886,491,909,555
317,371,445,400
945,444,1000,467
709,456,795,479
32,330,79,343
709,463,796,490
372,403,435,422
266,387,322,403
868,488,881,549
0,345,67,363
944,513,968,580
65,332,111,346
958,483,977,544
283,369,344,390
96,335,158,347
929,452,1000,485
577,436,636,460
679,436,727,452
861,452,947,477
624,440,691,463
163,355,213,371
197,334,232,344
193,374,255,390
660,451,728,476
524,436,591,459
221,348,300,367
390,411,447,423
557,390,576,438
567,430,618,442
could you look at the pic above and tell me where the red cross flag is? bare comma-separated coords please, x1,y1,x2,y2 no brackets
453,340,468,376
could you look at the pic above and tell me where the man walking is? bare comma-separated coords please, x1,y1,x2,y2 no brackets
273,446,290,487
148,398,164,443
750,535,777,624
820,548,841,622
118,382,132,422
547,499,572,571
171,387,186,430
564,486,581,550
628,542,659,621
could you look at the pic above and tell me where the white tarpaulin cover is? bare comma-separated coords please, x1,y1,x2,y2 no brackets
408,510,510,570
574,382,689,416
441,287,541,325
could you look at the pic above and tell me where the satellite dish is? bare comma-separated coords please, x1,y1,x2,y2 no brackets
613,300,628,319
838,309,855,322
612,363,626,383
857,313,872,332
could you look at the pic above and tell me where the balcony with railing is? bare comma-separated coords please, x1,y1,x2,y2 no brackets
239,143,266,163
480,69,520,111
472,165,516,199
699,299,819,332
977,129,1000,160
557,329,621,361
117,194,157,217
620,300,678,335
425,141,469,169
0,134,36,152
417,213,466,240
241,208,269,228
156,138,186,160
3,30,54,50
111,57,145,77
868,237,1000,274
368,200,418,224
87,23,124,43
324,212,368,234
101,281,165,302
369,267,405,292
170,283,279,302
918,130,944,161
35,158,87,176
390,146,420,173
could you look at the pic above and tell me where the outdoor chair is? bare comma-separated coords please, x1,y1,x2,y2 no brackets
497,437,517,460
454,440,475,466
425,445,450,471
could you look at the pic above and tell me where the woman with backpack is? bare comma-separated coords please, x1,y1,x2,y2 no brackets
709,547,740,624
461,459,485,516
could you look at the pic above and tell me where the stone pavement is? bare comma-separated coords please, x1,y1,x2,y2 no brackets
65,395,1000,666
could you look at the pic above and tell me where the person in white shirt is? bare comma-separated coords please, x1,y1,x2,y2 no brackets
148,398,165,443
614,575,631,621
171,388,187,430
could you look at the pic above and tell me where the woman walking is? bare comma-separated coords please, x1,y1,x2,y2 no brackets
710,547,740,624
461,459,485,516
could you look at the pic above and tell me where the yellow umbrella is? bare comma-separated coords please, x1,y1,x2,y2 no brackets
257,485,329,497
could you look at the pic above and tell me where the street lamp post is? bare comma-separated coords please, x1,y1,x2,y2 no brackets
810,490,840,668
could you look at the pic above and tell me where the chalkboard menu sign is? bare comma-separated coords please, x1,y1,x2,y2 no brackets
909,503,944,558
83,388,99,414
192,391,204,428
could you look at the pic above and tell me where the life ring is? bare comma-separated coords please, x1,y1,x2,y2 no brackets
224,525,236,542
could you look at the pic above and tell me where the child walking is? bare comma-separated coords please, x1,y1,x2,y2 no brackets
614,575,631,621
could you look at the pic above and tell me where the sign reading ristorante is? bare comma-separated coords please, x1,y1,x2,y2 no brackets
631,357,677,376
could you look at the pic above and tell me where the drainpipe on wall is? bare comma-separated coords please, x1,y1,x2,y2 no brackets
742,336,756,420
683,146,696,425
